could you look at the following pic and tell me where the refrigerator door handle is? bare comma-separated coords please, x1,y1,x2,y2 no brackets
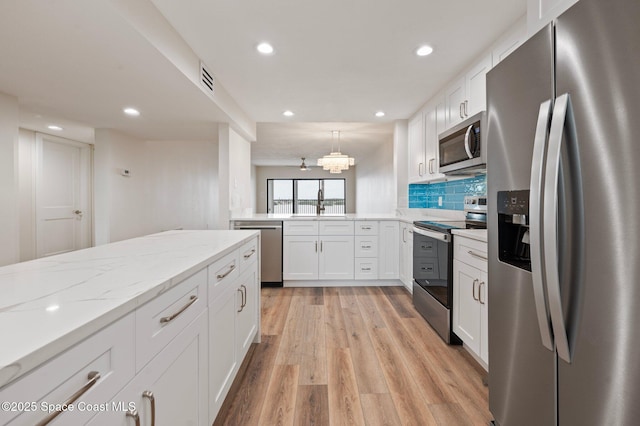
544,93,574,363
529,99,554,351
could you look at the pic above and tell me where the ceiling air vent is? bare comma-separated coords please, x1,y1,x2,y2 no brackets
200,61,214,96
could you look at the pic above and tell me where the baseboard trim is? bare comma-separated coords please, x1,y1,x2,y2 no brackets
283,279,403,288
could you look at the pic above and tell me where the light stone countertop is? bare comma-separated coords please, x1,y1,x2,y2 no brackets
229,210,466,225
451,229,488,243
0,230,258,388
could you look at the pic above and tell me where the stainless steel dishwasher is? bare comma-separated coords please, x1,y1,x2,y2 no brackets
232,221,283,286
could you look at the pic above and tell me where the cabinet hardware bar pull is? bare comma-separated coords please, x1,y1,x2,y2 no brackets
142,391,155,426
362,268,372,271
237,288,244,312
464,100,469,117
35,371,101,426
315,241,318,252
160,295,198,324
216,264,236,280
479,282,486,305
243,249,256,259
429,158,435,174
362,226,371,230
362,245,372,249
241,284,247,308
126,410,141,426
467,250,488,260
320,241,323,252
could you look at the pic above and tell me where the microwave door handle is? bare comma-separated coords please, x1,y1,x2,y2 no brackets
464,124,474,159
529,99,554,351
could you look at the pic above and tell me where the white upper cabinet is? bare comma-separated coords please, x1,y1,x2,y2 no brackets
445,54,492,129
408,96,446,183
527,0,580,35
408,111,425,182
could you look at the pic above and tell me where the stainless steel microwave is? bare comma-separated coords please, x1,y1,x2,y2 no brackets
438,111,486,174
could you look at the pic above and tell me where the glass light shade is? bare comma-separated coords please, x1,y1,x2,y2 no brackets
317,152,355,173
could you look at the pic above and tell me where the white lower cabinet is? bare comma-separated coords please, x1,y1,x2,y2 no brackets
378,221,399,280
236,267,259,367
453,235,489,367
399,222,414,291
88,311,209,426
318,235,355,280
282,236,320,280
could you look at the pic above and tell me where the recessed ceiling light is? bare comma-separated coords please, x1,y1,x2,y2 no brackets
46,304,60,312
283,110,294,117
123,107,140,116
47,125,63,131
416,45,434,57
257,42,274,55
375,111,385,117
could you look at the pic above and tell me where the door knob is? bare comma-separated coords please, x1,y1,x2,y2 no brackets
74,210,82,215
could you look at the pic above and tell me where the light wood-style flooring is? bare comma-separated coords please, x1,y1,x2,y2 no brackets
215,286,491,425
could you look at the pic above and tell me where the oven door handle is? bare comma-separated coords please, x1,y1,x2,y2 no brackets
412,227,450,242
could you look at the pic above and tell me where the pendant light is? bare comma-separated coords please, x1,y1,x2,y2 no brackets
317,130,355,173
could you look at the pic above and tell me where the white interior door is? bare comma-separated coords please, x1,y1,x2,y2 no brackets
36,133,92,258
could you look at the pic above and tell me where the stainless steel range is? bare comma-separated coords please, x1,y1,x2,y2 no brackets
412,195,486,343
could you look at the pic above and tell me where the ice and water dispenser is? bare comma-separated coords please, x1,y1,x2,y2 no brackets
497,190,531,271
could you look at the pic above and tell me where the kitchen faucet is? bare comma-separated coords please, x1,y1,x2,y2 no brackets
316,188,325,215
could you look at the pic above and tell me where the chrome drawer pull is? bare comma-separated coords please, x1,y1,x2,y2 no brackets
467,250,488,261
126,410,140,426
362,267,372,271
361,226,372,230
243,249,256,259
142,391,156,426
237,288,244,312
216,263,236,280
361,245,372,249
160,295,198,324
35,371,100,425
241,284,247,308
479,282,486,305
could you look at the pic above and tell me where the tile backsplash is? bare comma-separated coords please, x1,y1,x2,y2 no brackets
408,175,486,210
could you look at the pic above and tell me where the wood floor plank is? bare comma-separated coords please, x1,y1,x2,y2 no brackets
259,364,300,426
360,393,402,426
429,403,474,426
368,288,457,404
262,286,293,335
275,294,306,365
215,335,281,426
368,326,438,426
380,286,416,318
327,347,366,426
299,304,327,385
324,287,350,349
338,286,358,309
294,385,330,426
354,288,387,330
341,303,389,394
403,318,492,424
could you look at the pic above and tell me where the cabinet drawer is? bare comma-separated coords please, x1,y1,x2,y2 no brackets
208,250,240,301
239,237,258,273
319,221,354,235
355,236,378,257
354,221,378,235
284,221,318,235
0,313,135,426
355,259,378,280
136,268,207,371
454,237,488,272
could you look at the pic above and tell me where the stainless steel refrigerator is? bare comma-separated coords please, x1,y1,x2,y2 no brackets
487,0,640,424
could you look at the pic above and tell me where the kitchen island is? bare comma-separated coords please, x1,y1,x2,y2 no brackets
0,230,260,425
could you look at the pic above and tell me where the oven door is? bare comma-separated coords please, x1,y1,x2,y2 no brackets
412,227,452,308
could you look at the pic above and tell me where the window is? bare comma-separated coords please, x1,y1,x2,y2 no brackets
267,179,346,214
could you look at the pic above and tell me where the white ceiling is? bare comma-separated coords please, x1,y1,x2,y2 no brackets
0,0,526,165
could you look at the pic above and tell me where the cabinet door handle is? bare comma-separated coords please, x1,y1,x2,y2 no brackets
142,391,156,426
241,284,247,308
216,263,236,280
126,410,141,426
237,288,244,312
243,248,256,259
459,102,464,119
464,100,469,117
35,371,101,426
402,227,407,243
160,295,198,324
467,250,488,260
429,158,435,174
472,279,479,301
320,241,323,252
315,241,318,252
479,281,486,305
418,162,424,176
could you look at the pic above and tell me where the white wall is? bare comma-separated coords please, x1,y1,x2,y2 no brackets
145,139,218,232
228,128,252,217
355,141,396,214
254,166,357,214
0,92,19,266
393,120,409,208
18,129,38,261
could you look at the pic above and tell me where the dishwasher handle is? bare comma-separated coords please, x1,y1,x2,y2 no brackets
234,225,282,230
